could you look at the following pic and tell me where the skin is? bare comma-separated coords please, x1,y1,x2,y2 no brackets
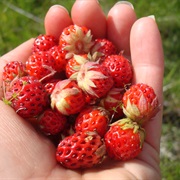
0,0,164,179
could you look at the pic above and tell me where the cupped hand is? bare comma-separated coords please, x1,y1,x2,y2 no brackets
0,0,164,179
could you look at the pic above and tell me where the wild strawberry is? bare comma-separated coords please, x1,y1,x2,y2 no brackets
102,54,133,88
59,25,94,59
100,87,125,121
65,54,90,80
26,51,56,81
3,76,48,118
32,34,58,53
2,61,27,83
122,83,160,125
43,79,60,95
48,45,67,72
77,61,114,99
56,131,106,169
2,61,27,92
51,79,86,115
48,117,75,146
104,118,145,161
91,38,118,62
75,106,110,137
38,108,67,135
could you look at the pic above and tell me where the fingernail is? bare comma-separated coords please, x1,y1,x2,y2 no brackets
148,15,156,21
114,1,134,9
49,5,69,14
76,0,100,4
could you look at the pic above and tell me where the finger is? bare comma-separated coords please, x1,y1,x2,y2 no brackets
71,0,106,38
0,38,34,98
130,16,164,151
131,17,164,99
44,5,72,39
0,38,34,64
107,2,136,56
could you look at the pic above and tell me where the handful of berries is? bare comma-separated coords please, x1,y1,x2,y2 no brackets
2,24,160,169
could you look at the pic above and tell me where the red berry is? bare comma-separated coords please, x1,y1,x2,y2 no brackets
2,61,27,83
51,79,86,115
75,106,110,137
102,54,133,88
66,54,89,80
26,51,56,81
91,38,118,62
100,87,125,121
32,34,58,53
2,61,27,92
77,61,114,99
48,45,68,72
122,83,160,125
4,76,48,118
38,108,67,135
43,79,60,95
56,131,106,169
104,118,145,161
59,25,94,59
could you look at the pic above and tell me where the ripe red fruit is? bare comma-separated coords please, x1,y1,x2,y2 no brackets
100,87,125,121
26,51,56,81
48,45,67,72
56,131,106,169
65,54,89,80
91,38,118,62
77,61,114,99
38,108,67,135
104,118,145,161
2,61,27,92
51,79,86,115
122,83,160,125
102,54,133,88
43,79,60,95
4,76,48,118
74,106,110,137
2,61,27,83
59,25,94,59
32,34,58,53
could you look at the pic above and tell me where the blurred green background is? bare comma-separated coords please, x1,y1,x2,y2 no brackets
0,0,180,179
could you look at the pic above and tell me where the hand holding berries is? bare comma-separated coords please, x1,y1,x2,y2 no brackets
1,24,160,170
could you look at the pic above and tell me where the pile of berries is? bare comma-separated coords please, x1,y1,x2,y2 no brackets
2,24,160,169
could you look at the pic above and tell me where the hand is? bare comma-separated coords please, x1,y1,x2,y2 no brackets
0,0,164,179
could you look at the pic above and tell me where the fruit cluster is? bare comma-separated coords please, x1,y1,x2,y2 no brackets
2,24,160,169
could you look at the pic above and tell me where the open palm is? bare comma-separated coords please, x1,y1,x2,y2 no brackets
0,1,164,179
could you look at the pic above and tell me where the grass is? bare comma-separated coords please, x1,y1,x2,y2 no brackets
0,0,180,179
160,122,180,180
